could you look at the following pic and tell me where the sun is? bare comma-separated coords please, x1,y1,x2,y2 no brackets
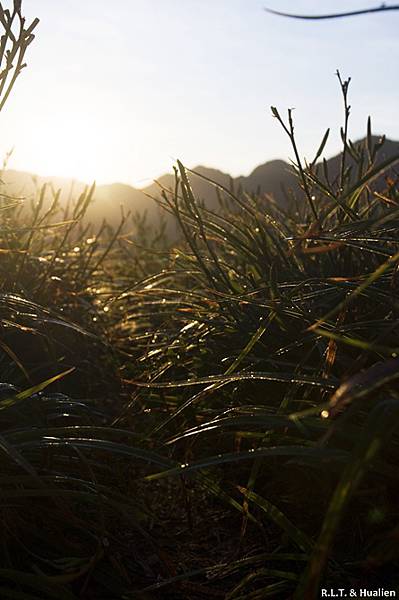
20,109,110,184
0,89,122,185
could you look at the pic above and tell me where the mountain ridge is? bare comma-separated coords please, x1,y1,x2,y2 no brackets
2,135,397,229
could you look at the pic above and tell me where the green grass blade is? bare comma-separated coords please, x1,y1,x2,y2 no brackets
296,397,399,599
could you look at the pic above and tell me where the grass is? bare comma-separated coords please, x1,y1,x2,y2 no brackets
111,75,399,598
1,3,399,597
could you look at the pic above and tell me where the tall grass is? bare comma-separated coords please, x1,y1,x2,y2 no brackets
1,3,399,596
0,5,173,598
113,74,399,598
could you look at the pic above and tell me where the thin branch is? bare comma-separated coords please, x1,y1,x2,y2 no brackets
265,4,399,20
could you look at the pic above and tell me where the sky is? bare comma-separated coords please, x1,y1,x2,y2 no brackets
0,0,398,187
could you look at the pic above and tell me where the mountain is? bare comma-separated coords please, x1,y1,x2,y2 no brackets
320,136,399,187
0,169,87,199
2,136,398,233
93,136,398,229
236,159,298,199
93,161,299,231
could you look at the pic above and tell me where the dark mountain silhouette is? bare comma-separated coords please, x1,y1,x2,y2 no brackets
320,136,399,186
236,159,297,196
92,160,299,230
93,136,398,229
2,136,398,233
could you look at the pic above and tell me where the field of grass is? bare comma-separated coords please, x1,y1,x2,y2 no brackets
1,3,399,599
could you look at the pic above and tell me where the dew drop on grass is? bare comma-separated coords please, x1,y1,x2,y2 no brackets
321,410,329,419
367,506,385,524
73,246,80,253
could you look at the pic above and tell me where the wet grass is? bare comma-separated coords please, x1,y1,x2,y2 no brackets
1,6,399,594
108,76,399,598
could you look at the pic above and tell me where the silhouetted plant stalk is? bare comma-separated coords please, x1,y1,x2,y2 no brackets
0,1,39,112
337,71,351,194
270,105,318,220
265,4,399,20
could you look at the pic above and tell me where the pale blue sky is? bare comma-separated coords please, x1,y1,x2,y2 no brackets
0,0,397,186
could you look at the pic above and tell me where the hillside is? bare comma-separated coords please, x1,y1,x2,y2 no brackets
2,135,398,232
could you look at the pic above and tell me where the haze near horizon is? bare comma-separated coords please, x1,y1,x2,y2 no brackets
0,0,398,187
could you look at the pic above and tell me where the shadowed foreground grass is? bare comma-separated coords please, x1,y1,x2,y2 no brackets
1,20,399,596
